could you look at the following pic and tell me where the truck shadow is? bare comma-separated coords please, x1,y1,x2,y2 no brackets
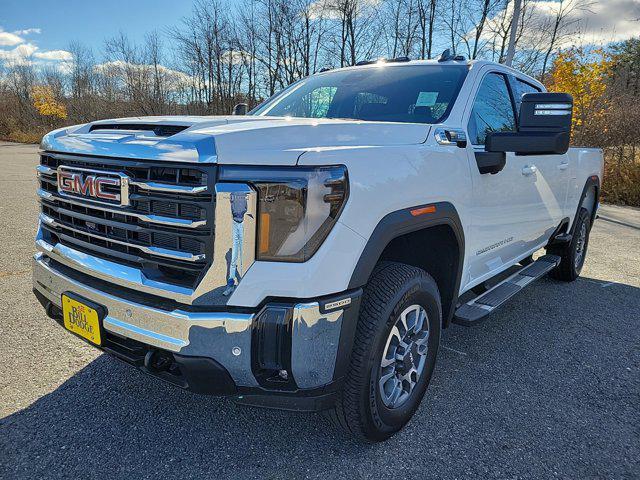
1,276,639,479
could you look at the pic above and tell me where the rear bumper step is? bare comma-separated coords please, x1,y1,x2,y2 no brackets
453,254,560,326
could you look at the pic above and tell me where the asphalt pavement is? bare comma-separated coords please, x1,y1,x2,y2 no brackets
0,142,638,479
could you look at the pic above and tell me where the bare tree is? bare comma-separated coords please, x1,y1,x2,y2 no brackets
540,0,586,79
416,0,437,59
171,0,241,112
67,41,98,121
328,0,381,66
441,0,464,55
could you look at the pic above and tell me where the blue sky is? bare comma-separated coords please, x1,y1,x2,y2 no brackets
1,0,196,53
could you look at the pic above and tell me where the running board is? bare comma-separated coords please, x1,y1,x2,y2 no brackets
453,254,561,326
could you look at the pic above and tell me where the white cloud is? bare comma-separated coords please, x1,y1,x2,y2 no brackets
0,30,24,47
13,28,41,35
55,61,74,75
307,0,382,21
0,26,40,47
484,0,640,50
222,49,252,65
0,43,38,64
0,26,73,67
33,49,72,61
560,0,640,45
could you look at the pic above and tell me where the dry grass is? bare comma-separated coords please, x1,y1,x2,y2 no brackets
1,129,45,144
602,154,640,207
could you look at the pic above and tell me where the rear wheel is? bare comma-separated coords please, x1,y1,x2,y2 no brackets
548,207,591,281
326,261,441,442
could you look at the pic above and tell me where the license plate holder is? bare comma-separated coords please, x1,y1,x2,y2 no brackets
61,293,106,346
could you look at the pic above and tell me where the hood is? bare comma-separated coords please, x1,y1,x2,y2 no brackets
41,115,429,165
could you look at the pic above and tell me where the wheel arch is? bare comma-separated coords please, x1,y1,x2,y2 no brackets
348,202,465,327
573,175,600,233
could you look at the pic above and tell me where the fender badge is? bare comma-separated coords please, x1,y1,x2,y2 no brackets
324,297,352,311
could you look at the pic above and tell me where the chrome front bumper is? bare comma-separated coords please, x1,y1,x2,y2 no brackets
33,252,259,387
33,252,353,391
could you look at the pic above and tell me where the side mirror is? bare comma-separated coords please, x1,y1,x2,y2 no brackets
486,92,573,155
232,103,248,115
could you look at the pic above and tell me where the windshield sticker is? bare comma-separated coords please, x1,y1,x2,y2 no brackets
416,91,438,107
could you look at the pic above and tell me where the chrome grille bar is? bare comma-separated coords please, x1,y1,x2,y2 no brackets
37,189,206,229
36,165,207,195
130,181,208,194
36,165,56,176
40,213,205,263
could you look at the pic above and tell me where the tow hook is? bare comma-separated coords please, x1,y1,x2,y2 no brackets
144,349,173,372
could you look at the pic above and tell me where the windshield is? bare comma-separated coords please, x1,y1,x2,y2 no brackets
252,64,468,124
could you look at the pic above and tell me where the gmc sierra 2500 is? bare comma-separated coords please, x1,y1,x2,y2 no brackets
33,55,603,441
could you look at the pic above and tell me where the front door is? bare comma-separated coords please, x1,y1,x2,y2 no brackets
463,71,542,289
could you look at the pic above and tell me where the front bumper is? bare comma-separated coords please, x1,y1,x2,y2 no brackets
33,253,361,410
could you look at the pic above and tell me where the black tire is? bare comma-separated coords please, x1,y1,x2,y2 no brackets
548,207,591,281
325,261,441,442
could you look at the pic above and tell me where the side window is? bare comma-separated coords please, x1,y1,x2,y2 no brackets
516,79,541,96
514,78,542,113
467,73,516,146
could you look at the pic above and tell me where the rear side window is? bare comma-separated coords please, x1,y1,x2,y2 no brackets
516,79,541,96
467,73,516,146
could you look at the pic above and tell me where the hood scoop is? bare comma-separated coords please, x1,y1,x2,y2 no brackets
88,123,189,137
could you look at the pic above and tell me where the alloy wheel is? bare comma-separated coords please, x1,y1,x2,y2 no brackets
378,304,430,409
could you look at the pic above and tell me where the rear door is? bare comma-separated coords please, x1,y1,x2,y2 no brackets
463,70,543,288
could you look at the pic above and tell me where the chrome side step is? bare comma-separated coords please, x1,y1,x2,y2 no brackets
453,254,561,326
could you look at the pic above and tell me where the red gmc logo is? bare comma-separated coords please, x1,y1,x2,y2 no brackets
57,168,123,203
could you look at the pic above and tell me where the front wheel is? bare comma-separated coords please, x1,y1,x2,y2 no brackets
326,262,441,442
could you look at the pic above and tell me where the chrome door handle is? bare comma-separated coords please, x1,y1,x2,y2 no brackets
434,128,467,148
558,162,569,170
522,165,537,176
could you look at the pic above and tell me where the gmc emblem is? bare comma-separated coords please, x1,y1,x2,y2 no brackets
57,166,129,206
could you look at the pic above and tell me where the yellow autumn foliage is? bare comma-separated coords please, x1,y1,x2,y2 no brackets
32,86,67,120
547,49,612,130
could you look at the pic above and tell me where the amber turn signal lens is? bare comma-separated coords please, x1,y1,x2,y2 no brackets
259,213,271,254
410,205,436,216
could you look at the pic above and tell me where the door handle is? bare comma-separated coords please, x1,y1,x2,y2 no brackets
522,165,537,176
558,162,569,170
434,128,467,148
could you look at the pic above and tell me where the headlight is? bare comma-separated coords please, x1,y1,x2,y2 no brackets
219,165,348,262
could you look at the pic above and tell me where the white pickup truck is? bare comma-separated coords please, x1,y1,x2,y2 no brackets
33,55,603,441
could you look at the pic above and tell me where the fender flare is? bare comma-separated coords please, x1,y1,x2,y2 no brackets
347,202,465,325
572,175,600,233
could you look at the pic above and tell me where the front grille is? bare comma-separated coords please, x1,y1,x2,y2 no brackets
38,152,216,289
